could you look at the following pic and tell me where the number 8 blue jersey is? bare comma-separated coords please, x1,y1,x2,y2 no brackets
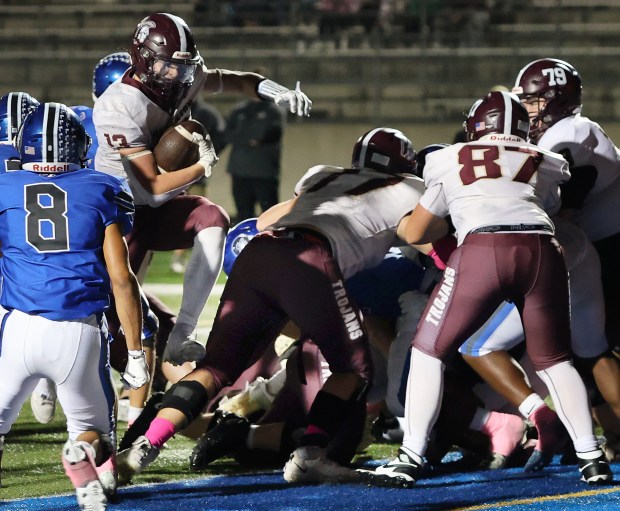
0,168,134,319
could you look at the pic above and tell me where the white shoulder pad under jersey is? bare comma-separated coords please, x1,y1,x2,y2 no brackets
93,80,171,179
537,114,620,194
294,165,344,196
420,137,569,245
273,166,425,279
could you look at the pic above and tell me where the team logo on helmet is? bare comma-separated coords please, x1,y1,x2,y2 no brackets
223,218,259,275
135,20,155,43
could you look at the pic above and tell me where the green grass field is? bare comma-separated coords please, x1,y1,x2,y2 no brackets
1,250,394,501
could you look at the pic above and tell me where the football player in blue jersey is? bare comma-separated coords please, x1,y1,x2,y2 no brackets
71,52,132,168
30,52,166,428
0,102,149,510
0,91,39,173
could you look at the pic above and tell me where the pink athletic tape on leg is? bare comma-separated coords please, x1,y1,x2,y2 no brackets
145,418,177,449
305,424,328,437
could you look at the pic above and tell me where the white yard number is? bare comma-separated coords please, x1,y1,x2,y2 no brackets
542,67,567,86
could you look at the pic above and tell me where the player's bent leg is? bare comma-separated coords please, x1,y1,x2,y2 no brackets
62,439,108,511
536,361,614,483
168,223,228,364
118,377,211,483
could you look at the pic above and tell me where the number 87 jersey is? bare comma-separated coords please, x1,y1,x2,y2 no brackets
0,168,134,320
420,138,570,246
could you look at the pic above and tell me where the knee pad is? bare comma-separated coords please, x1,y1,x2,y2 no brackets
160,380,209,423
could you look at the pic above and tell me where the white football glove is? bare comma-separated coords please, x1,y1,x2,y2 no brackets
120,350,150,390
258,79,312,117
193,132,218,178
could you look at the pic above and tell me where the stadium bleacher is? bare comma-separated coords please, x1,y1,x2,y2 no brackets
2,1,620,122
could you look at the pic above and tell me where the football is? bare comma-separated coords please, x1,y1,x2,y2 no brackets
153,119,207,172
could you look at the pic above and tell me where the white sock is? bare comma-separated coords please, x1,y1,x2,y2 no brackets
402,348,445,458
518,393,545,419
175,226,226,329
536,361,597,450
128,406,144,424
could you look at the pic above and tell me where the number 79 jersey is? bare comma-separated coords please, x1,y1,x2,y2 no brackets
420,136,570,245
0,168,134,320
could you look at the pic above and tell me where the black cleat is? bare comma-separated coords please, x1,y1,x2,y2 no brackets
357,448,424,489
578,450,613,485
189,411,250,471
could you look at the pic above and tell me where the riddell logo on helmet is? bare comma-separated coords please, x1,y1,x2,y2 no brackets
172,51,192,59
487,134,522,142
31,163,71,172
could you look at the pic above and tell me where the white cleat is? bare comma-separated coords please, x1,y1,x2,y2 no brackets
117,436,160,484
283,446,359,484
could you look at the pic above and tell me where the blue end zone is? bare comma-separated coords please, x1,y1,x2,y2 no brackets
4,458,619,510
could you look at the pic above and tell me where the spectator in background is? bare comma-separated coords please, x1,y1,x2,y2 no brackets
225,67,286,222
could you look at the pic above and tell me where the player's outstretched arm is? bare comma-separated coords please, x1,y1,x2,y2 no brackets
205,69,312,117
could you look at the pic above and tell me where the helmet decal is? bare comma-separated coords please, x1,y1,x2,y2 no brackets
136,20,155,43
223,218,259,275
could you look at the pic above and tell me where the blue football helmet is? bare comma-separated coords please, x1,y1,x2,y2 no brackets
92,51,131,101
416,143,449,178
223,218,259,275
70,105,97,167
0,92,39,143
17,102,91,173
